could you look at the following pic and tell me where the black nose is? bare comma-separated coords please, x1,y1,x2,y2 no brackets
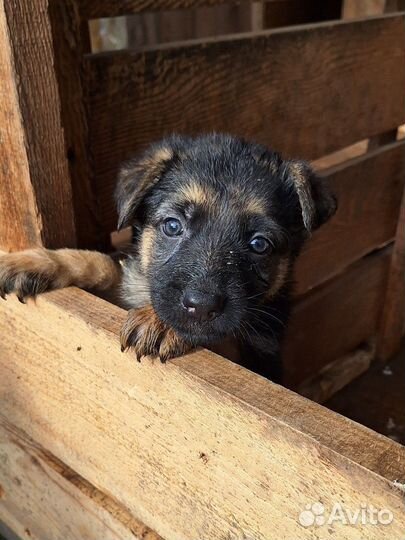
182,290,225,322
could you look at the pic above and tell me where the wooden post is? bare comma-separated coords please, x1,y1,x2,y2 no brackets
0,0,77,251
0,0,105,252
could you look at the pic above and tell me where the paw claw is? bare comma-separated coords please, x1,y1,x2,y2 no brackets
17,295,26,304
120,306,191,364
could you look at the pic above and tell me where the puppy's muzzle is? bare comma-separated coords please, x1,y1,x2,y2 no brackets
182,289,225,322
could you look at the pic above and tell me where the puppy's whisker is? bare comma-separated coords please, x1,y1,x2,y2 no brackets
247,307,286,328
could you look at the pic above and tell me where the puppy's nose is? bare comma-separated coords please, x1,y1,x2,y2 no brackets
182,290,225,322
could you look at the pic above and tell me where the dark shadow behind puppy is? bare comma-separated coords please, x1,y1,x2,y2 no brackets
0,134,337,383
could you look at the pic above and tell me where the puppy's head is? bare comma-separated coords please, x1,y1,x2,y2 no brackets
116,134,336,346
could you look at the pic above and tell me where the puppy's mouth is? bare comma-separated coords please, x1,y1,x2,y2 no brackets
151,289,244,346
172,318,232,347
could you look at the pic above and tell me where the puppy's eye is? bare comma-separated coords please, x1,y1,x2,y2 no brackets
249,236,271,254
162,217,183,237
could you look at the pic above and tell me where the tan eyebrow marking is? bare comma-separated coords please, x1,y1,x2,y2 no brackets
244,197,266,215
178,182,216,207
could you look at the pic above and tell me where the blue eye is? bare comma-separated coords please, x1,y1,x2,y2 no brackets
249,236,271,254
162,218,183,237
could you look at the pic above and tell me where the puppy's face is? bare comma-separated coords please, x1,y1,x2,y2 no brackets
116,134,336,346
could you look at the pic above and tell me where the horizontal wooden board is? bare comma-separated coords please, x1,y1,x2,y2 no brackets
0,418,161,540
85,15,405,233
294,140,405,294
1,288,405,539
80,0,265,19
284,247,391,387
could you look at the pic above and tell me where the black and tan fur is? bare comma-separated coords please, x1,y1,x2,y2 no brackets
0,134,336,382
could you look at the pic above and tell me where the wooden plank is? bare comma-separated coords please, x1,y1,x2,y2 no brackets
125,3,252,48
0,419,162,540
85,15,405,233
297,343,374,403
47,0,106,249
326,340,405,444
1,288,405,539
294,140,405,294
284,248,391,388
0,4,43,251
0,1,77,250
377,186,405,360
79,0,280,19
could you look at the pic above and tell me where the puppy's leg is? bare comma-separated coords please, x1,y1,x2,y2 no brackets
0,248,121,302
120,305,191,362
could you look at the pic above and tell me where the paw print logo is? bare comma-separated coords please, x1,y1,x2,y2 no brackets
298,502,325,528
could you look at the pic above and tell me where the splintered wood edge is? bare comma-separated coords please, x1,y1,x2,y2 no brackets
34,286,405,484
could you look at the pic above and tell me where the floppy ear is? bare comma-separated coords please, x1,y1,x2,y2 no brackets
115,138,185,230
282,159,337,232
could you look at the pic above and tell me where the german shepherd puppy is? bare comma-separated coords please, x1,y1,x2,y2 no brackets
0,134,336,382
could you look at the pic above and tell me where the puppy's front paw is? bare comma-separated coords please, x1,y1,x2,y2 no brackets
0,249,58,302
120,305,191,362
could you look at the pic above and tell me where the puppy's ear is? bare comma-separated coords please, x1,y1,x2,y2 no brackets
115,138,185,230
282,160,337,232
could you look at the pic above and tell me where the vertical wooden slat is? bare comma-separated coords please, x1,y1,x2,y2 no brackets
48,0,106,249
377,189,405,361
0,0,77,250
0,4,43,251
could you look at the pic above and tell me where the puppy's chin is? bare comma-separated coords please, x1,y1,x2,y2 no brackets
173,321,231,347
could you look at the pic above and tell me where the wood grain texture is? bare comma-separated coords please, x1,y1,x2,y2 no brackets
297,343,374,403
125,3,253,48
85,15,405,233
48,0,106,249
294,140,405,294
0,288,405,539
0,418,162,540
0,3,43,251
1,0,77,249
80,0,272,19
284,248,391,387
377,185,405,360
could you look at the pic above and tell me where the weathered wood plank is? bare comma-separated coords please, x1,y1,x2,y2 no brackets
0,4,43,251
0,288,404,539
0,418,162,540
0,1,77,250
285,248,391,387
295,140,405,294
79,0,283,19
377,185,405,361
85,15,405,233
47,0,106,249
297,343,374,403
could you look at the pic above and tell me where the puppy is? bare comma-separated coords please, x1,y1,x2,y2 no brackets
0,134,336,382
